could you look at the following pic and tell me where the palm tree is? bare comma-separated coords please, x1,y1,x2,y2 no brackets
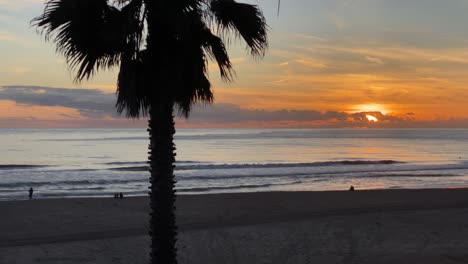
33,0,268,263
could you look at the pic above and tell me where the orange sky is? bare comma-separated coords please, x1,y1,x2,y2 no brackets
1,1,468,128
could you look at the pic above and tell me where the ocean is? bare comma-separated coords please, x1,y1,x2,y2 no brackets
1,128,468,200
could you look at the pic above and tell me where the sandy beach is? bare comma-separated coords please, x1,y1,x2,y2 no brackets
2,189,468,263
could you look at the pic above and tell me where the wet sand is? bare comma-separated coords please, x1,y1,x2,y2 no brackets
2,189,468,263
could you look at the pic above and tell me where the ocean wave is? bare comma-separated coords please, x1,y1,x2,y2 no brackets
0,178,148,188
175,130,468,141
108,160,403,172
0,165,50,170
103,161,148,166
35,136,146,142
359,173,459,178
177,160,403,170
103,160,199,166
109,166,148,171
182,173,312,181
29,129,468,142
62,187,106,191
180,171,460,181
1,168,462,190
178,181,302,193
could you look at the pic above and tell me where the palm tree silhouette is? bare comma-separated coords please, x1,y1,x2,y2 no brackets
33,0,268,263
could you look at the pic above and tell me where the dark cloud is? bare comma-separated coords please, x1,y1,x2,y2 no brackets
0,85,117,118
187,104,414,127
189,103,350,123
1,85,466,128
0,86,398,125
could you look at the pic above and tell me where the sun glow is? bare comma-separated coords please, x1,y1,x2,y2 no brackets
352,104,388,114
366,115,378,122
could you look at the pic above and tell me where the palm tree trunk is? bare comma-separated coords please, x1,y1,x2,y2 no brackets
148,101,178,264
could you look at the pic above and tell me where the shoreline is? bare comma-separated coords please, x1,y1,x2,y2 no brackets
3,188,468,263
4,185,468,202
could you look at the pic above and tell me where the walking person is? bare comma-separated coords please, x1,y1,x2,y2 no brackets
28,187,34,200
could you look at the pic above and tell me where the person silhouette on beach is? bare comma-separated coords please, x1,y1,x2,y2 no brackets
349,185,355,191
28,187,33,200
119,192,124,199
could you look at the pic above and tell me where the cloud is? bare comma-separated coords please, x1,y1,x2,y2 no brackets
365,56,384,64
293,33,327,42
0,86,356,124
1,86,468,128
0,85,117,118
189,103,347,123
246,36,468,119
11,67,31,74
186,103,414,128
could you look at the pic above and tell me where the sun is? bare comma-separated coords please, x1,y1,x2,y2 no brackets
366,115,378,122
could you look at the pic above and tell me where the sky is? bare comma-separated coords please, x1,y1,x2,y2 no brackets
1,0,468,128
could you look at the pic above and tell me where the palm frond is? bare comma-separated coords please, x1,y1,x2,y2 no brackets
175,64,213,117
120,0,145,52
201,28,234,82
175,48,213,117
173,9,215,117
208,0,268,57
116,51,149,118
32,0,142,81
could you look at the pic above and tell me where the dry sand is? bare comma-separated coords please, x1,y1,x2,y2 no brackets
2,189,468,263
